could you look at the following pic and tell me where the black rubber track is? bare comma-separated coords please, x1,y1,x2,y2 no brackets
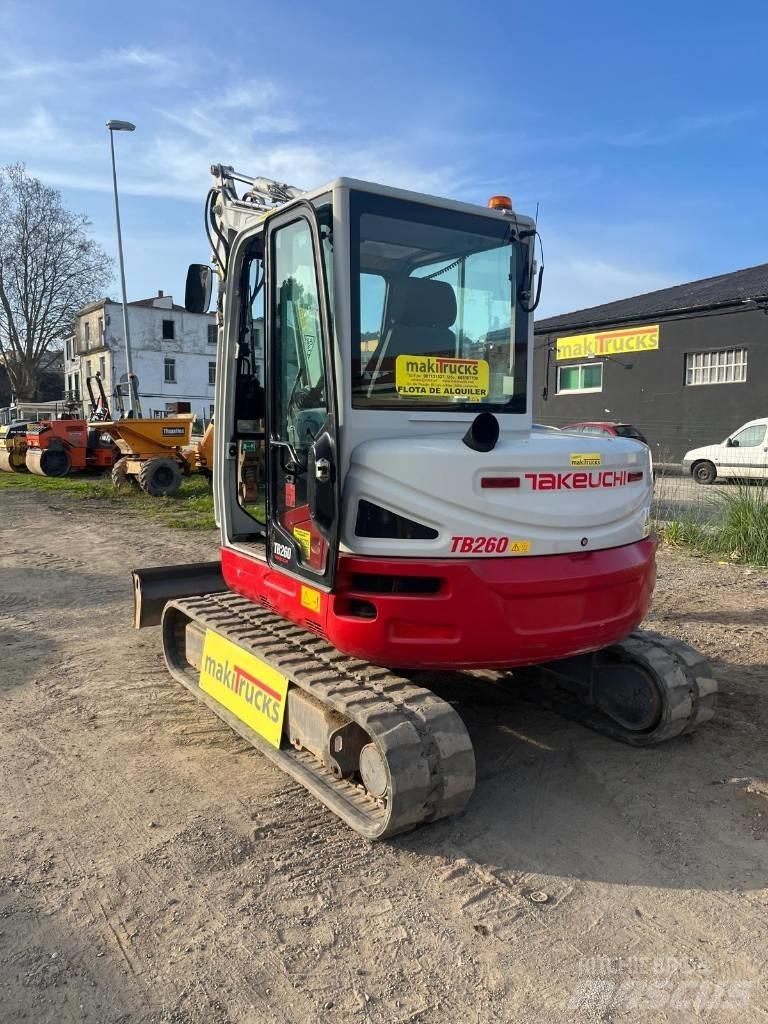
161,592,476,839
516,629,717,747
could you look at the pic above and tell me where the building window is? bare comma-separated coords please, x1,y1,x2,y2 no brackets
685,348,747,386
208,361,216,385
73,372,79,398
557,361,603,394
207,323,217,344
162,319,175,340
164,357,176,383
98,317,104,339
83,321,90,348
99,356,106,379
85,359,92,379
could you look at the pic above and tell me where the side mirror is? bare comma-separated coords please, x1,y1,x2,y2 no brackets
185,264,213,314
726,437,736,447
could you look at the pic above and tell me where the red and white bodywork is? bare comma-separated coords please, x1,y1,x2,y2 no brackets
206,170,656,671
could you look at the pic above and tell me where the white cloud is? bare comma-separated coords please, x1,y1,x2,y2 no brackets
0,46,179,82
0,42,695,319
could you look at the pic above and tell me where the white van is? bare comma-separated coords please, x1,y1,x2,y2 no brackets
683,418,768,484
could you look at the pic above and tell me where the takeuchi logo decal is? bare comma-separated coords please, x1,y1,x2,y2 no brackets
556,324,659,361
526,470,642,490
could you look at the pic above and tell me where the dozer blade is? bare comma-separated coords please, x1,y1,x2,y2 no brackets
161,592,476,839
132,561,228,628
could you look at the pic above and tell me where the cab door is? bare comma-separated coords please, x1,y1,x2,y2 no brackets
264,206,339,587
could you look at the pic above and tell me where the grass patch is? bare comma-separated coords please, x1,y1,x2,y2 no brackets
0,469,216,530
658,482,768,566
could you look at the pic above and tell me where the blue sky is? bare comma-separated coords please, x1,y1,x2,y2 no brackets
1,0,766,317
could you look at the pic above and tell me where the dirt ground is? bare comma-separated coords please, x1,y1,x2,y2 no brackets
2,489,768,1024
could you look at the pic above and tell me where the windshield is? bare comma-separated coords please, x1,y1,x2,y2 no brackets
350,192,529,412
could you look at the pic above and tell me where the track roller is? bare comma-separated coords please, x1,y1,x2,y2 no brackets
161,592,476,839
516,629,717,746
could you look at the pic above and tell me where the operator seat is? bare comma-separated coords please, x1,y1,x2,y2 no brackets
381,276,457,360
365,276,457,395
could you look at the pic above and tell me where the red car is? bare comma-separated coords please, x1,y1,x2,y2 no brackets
564,421,648,445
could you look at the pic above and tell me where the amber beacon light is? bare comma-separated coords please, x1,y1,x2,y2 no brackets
487,194,513,210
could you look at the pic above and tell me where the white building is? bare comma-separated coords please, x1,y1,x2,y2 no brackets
64,292,223,420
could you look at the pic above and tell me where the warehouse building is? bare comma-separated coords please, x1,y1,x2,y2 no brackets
533,263,768,462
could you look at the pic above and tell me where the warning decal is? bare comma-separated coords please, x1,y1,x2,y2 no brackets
199,630,288,749
293,527,311,560
395,355,489,401
300,585,321,613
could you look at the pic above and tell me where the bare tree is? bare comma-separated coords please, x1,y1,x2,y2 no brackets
0,164,113,400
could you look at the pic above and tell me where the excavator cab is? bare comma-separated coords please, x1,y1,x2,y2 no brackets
198,174,539,609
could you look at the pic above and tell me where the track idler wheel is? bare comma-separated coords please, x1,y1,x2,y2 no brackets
26,447,71,477
138,456,182,497
519,630,717,747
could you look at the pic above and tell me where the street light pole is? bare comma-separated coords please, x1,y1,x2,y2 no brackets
106,119,139,416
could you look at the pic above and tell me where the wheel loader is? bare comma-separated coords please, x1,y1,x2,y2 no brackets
132,167,717,839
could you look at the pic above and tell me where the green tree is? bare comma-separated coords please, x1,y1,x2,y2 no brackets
0,164,112,399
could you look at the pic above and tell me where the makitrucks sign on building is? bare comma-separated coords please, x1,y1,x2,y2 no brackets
533,262,768,462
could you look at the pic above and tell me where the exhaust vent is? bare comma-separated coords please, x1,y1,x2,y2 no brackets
355,500,438,540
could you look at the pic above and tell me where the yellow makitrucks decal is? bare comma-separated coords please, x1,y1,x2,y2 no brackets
570,453,602,467
556,325,659,361
199,630,288,749
395,355,489,400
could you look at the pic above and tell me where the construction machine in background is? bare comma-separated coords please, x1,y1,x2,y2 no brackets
81,374,194,497
182,419,264,504
132,167,717,839
184,420,215,483
0,421,31,473
24,388,117,477
106,413,196,496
